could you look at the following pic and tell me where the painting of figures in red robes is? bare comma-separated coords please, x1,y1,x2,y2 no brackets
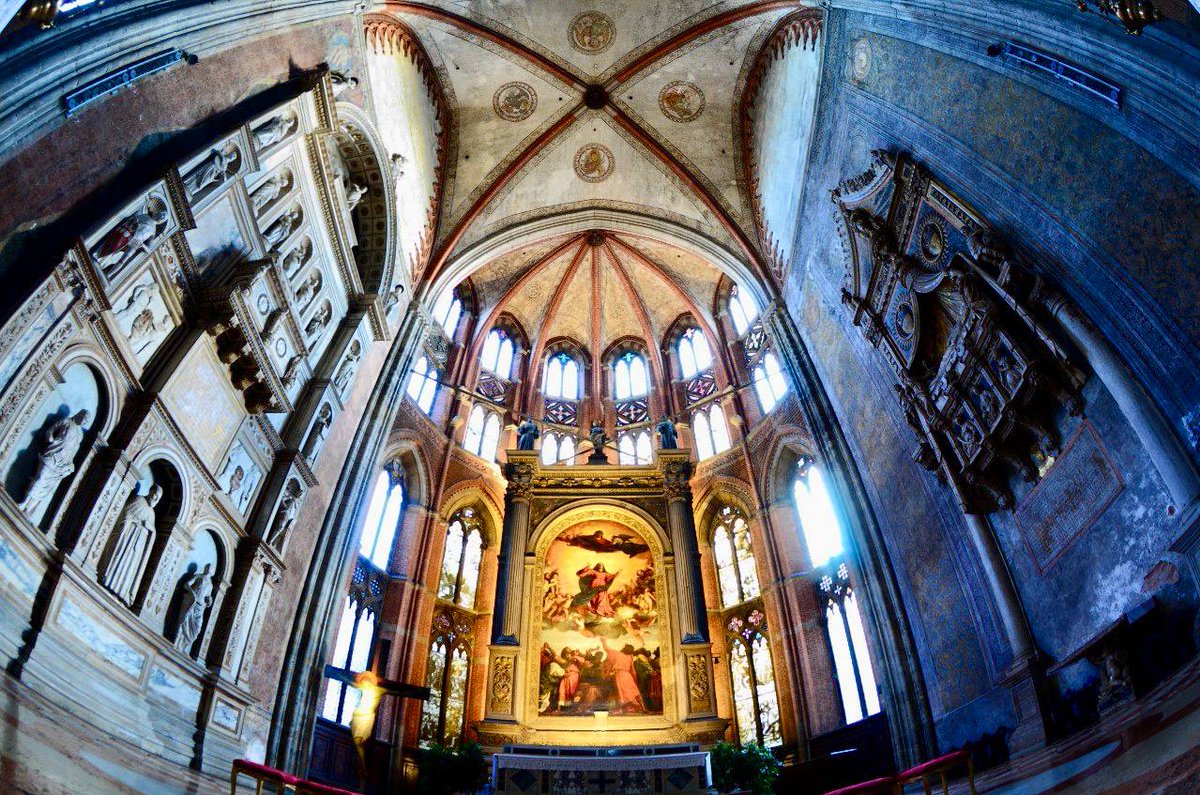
538,520,663,717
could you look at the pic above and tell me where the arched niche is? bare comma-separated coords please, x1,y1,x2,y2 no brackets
330,105,400,311
165,527,228,659
4,358,110,529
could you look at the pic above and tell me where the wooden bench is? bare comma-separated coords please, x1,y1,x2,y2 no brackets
895,749,978,795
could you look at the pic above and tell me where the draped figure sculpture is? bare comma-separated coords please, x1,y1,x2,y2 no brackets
174,564,214,654
101,484,163,605
19,409,91,520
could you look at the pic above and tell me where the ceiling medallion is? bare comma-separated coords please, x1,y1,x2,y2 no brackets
493,82,537,122
851,37,872,82
659,81,705,123
574,144,615,183
569,11,615,54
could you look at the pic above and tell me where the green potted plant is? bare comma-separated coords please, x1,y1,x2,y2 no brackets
415,741,489,795
710,741,780,795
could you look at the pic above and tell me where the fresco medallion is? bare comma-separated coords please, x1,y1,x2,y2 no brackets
569,12,615,54
493,82,537,122
574,144,615,183
851,37,872,81
658,81,705,123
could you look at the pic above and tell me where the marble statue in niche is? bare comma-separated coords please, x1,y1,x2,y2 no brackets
101,484,162,605
281,355,302,390
303,404,333,465
329,71,359,97
305,300,332,342
90,199,169,278
252,113,297,150
345,182,367,213
274,236,312,278
294,269,322,312
219,443,261,514
114,276,172,360
267,479,303,549
173,564,213,654
18,409,91,519
391,153,406,189
333,340,361,395
185,146,239,197
250,170,292,217
263,206,303,250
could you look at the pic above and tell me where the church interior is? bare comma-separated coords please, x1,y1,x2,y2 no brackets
0,1,1198,793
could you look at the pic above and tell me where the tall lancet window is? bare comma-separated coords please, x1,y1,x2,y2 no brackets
541,432,577,466
712,506,781,746
420,508,483,747
406,354,439,414
320,465,397,725
432,289,463,337
542,350,581,437
480,329,516,379
795,459,880,725
614,349,651,459
464,404,502,462
692,403,731,461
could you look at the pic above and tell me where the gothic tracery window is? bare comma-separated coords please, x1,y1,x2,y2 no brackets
712,506,781,746
729,284,760,336
795,460,881,725
480,329,516,380
432,289,463,337
406,354,439,414
753,351,789,414
463,404,502,462
541,432,576,465
613,349,651,428
543,351,580,400
692,403,731,460
677,328,713,379
420,509,483,747
617,428,653,465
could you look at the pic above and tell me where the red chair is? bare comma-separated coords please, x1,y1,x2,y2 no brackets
231,759,300,794
896,749,978,795
822,776,899,795
295,781,360,795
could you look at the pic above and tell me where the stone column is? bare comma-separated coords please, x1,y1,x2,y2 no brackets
660,452,707,645
492,452,535,645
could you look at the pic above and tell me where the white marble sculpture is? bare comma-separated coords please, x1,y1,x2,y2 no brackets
251,171,290,216
267,481,303,549
333,340,361,394
174,564,214,654
19,409,91,520
252,113,297,150
329,71,359,97
187,147,236,195
294,270,322,311
345,182,367,213
115,280,171,356
304,405,333,465
281,355,302,390
91,202,169,277
263,207,302,249
273,238,312,278
305,301,332,341
391,152,406,188
101,484,163,605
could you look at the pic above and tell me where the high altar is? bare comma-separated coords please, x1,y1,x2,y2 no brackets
477,449,726,762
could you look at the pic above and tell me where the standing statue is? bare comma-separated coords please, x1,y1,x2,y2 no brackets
187,147,235,195
274,237,311,278
173,564,214,654
655,416,678,450
587,422,610,464
517,418,540,451
305,301,332,340
91,202,169,276
304,405,333,464
267,484,302,549
252,113,297,149
333,341,361,393
263,207,302,249
329,71,359,97
391,152,407,188
101,484,163,605
19,409,91,519
345,182,367,213
251,171,290,216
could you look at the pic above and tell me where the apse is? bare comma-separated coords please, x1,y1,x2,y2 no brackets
0,1,1198,794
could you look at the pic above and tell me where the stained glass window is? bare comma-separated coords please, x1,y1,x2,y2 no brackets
801,461,881,725
678,328,712,379
729,284,760,336
481,329,515,379
421,510,484,747
753,351,789,413
614,351,649,399
432,289,463,337
692,404,731,460
544,352,580,400
712,507,760,608
464,405,502,462
541,432,576,466
617,429,653,465
406,355,439,414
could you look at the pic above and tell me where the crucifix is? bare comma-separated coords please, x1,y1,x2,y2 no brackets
324,665,430,761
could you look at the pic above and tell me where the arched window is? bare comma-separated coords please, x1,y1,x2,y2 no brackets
795,460,880,725
729,284,760,336
617,429,653,465
543,352,580,400
753,351,789,413
712,505,781,746
464,405,502,462
541,432,576,466
480,329,515,380
320,559,385,726
406,355,439,414
420,508,483,747
358,461,405,570
432,289,463,336
692,404,731,460
712,506,761,608
613,351,649,400
677,328,713,379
